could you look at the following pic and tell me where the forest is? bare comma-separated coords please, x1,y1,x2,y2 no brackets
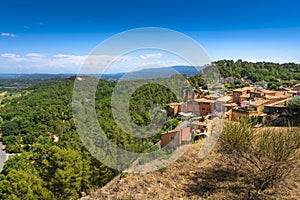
213,59,300,89
0,77,180,199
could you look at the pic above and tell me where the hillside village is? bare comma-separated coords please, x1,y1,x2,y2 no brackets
86,82,300,199
161,82,300,148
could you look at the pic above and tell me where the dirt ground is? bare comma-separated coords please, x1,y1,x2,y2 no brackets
85,137,300,200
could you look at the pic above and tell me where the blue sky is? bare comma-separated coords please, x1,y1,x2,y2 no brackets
1,0,300,73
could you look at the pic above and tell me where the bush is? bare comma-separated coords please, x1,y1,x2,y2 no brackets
287,96,300,109
221,122,300,193
258,128,300,162
220,121,254,153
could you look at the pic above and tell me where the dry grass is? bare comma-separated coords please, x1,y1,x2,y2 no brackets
84,133,300,200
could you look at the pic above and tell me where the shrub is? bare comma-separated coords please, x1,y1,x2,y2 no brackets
258,128,300,162
220,121,254,153
287,96,300,109
221,122,300,193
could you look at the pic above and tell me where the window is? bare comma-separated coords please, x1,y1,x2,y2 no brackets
170,136,174,141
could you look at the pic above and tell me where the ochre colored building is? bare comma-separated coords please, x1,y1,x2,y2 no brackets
181,100,200,114
197,98,215,116
160,127,191,148
232,87,255,103
166,103,182,116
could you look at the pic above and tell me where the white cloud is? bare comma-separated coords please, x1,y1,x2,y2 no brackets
1,53,25,61
105,55,189,73
53,54,72,58
52,54,87,66
1,53,85,68
26,53,45,57
0,52,188,73
23,25,30,29
81,55,132,73
1,53,17,58
139,53,163,60
1,32,16,37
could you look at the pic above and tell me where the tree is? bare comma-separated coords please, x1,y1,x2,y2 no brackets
0,169,54,200
46,146,83,200
1,121,19,136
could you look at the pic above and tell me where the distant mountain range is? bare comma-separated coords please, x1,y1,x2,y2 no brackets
100,65,204,81
0,73,73,80
0,66,203,81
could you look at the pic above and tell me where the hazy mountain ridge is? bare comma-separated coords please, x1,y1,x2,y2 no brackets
0,66,203,81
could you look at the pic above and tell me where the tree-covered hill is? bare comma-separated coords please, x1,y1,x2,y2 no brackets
0,77,180,199
214,60,300,89
187,60,300,90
